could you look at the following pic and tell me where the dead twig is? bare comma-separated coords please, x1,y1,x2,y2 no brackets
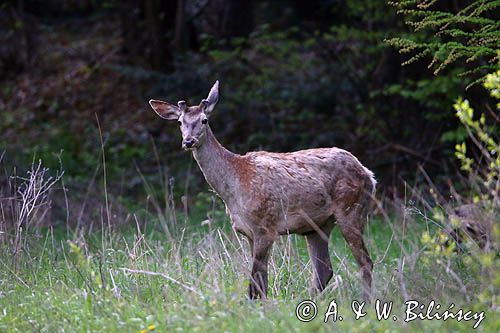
119,267,202,296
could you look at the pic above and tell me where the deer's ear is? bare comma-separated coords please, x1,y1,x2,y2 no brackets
149,99,180,120
201,80,219,114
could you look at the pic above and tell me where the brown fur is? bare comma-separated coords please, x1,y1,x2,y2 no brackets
229,155,256,187
149,81,376,300
193,130,376,300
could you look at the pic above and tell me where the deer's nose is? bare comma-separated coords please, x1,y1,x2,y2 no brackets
183,138,195,148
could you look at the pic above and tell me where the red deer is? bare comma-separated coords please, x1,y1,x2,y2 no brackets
149,81,376,299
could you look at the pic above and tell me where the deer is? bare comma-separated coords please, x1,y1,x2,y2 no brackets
149,81,376,300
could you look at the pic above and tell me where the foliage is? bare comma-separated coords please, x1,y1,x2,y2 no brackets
387,0,500,83
454,69,500,205
1,3,499,332
1,0,486,193
386,2,499,312
413,70,499,312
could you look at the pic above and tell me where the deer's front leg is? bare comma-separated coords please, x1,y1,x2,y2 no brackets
305,223,334,292
248,232,275,300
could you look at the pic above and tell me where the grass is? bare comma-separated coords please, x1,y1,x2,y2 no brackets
0,213,498,332
0,156,498,332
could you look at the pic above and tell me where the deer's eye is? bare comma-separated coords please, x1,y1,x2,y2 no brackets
177,120,182,126
202,118,208,124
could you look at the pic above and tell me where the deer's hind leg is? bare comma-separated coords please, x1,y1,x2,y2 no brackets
305,223,334,292
336,206,373,300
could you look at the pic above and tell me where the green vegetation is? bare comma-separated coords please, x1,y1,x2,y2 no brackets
0,205,498,332
0,144,498,331
387,0,500,82
0,1,498,332
454,69,500,202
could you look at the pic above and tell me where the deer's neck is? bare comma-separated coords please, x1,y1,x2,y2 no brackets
193,127,241,202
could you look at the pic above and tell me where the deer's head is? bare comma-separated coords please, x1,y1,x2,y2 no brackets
149,81,219,150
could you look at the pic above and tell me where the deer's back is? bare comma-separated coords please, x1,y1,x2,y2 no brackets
231,148,375,235
245,147,372,185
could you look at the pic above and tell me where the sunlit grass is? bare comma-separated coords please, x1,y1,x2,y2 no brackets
0,156,497,332
0,213,497,332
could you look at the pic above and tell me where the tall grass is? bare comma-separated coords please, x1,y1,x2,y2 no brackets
0,154,498,332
